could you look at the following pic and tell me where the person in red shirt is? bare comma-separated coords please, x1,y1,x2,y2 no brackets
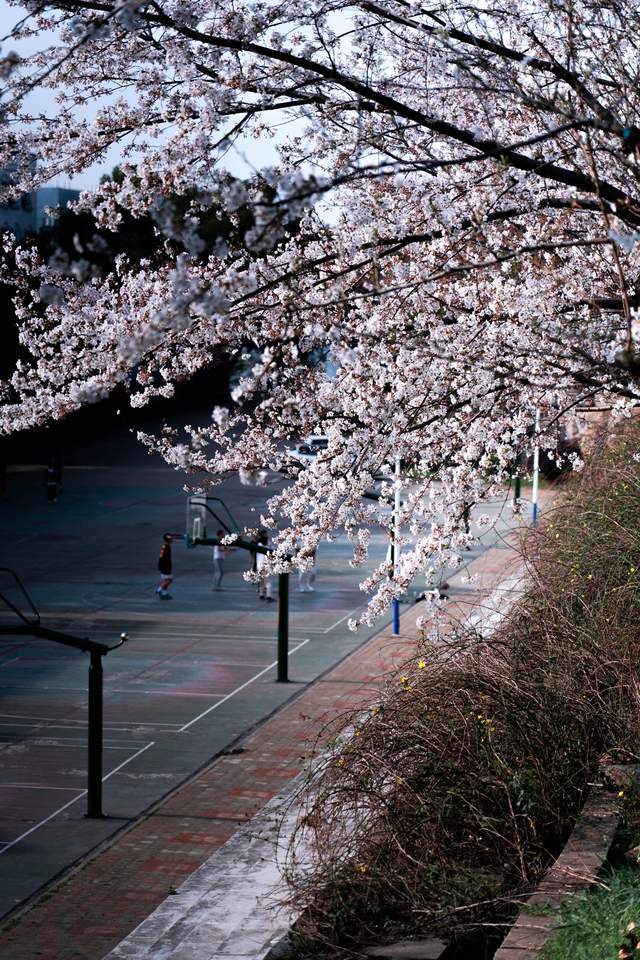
156,534,173,599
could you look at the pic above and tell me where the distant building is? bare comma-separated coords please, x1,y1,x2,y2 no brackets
0,188,34,238
34,187,80,232
0,171,80,239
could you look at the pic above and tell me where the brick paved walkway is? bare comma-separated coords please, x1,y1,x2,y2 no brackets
0,534,525,960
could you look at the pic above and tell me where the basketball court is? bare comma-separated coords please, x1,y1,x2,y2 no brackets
0,432,520,916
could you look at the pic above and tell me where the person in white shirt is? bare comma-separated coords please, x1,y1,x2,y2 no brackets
298,548,317,592
212,529,233,590
256,531,275,602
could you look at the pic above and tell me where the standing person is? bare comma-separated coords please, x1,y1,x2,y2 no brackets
298,548,317,592
156,534,173,599
462,501,473,550
43,460,58,503
256,531,275,602
212,529,233,590
248,530,260,576
51,454,63,489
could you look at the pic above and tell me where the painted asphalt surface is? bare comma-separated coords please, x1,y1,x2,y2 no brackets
0,423,526,918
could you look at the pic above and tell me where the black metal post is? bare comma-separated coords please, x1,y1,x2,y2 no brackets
277,572,289,682
513,474,522,514
87,649,103,818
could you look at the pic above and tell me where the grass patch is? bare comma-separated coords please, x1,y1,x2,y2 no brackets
539,867,640,960
521,902,557,917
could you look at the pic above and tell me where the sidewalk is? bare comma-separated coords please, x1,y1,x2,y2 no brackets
0,531,527,960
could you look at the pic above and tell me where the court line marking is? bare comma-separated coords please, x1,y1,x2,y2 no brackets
0,723,177,736
178,638,310,733
84,634,313,642
0,741,154,857
108,690,227,699
323,606,363,633
0,713,179,727
0,737,146,749
0,784,84,792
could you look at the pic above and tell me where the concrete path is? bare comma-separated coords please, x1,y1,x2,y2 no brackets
0,518,538,960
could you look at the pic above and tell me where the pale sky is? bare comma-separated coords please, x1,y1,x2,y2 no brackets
0,1,283,189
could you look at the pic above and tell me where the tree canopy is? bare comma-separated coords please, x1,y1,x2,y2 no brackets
2,0,639,620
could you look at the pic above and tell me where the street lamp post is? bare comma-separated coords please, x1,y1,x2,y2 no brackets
531,409,541,526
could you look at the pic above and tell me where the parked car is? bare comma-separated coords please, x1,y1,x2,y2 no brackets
287,435,329,464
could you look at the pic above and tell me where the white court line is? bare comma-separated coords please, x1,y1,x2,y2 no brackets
0,784,82,792
0,737,146,749
323,605,363,633
88,634,311,643
138,660,271,669
0,741,154,857
179,639,310,733
0,722,180,734
0,713,179,727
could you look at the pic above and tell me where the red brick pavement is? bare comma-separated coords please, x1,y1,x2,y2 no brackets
0,536,523,960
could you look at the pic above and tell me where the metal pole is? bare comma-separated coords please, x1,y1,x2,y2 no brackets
277,572,289,682
531,409,541,527
392,456,401,635
87,649,103,818
513,474,522,515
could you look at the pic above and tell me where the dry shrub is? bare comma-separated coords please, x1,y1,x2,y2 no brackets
284,427,640,955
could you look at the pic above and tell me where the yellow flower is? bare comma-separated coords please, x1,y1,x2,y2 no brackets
358,864,367,874
417,659,427,669
630,567,636,574
354,730,361,737
337,757,345,767
400,675,408,684
586,573,593,580
619,790,625,798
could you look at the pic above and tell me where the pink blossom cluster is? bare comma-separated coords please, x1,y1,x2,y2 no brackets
2,0,640,622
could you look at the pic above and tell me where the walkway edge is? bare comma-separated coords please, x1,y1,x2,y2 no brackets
105,775,305,960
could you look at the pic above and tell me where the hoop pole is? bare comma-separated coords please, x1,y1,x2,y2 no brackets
277,573,289,682
87,650,103,818
513,474,522,514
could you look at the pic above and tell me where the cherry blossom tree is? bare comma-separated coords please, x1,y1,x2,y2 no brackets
2,0,640,621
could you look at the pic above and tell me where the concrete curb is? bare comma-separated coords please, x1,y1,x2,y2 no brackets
494,776,626,960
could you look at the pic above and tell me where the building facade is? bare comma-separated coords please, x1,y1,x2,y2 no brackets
0,180,80,239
